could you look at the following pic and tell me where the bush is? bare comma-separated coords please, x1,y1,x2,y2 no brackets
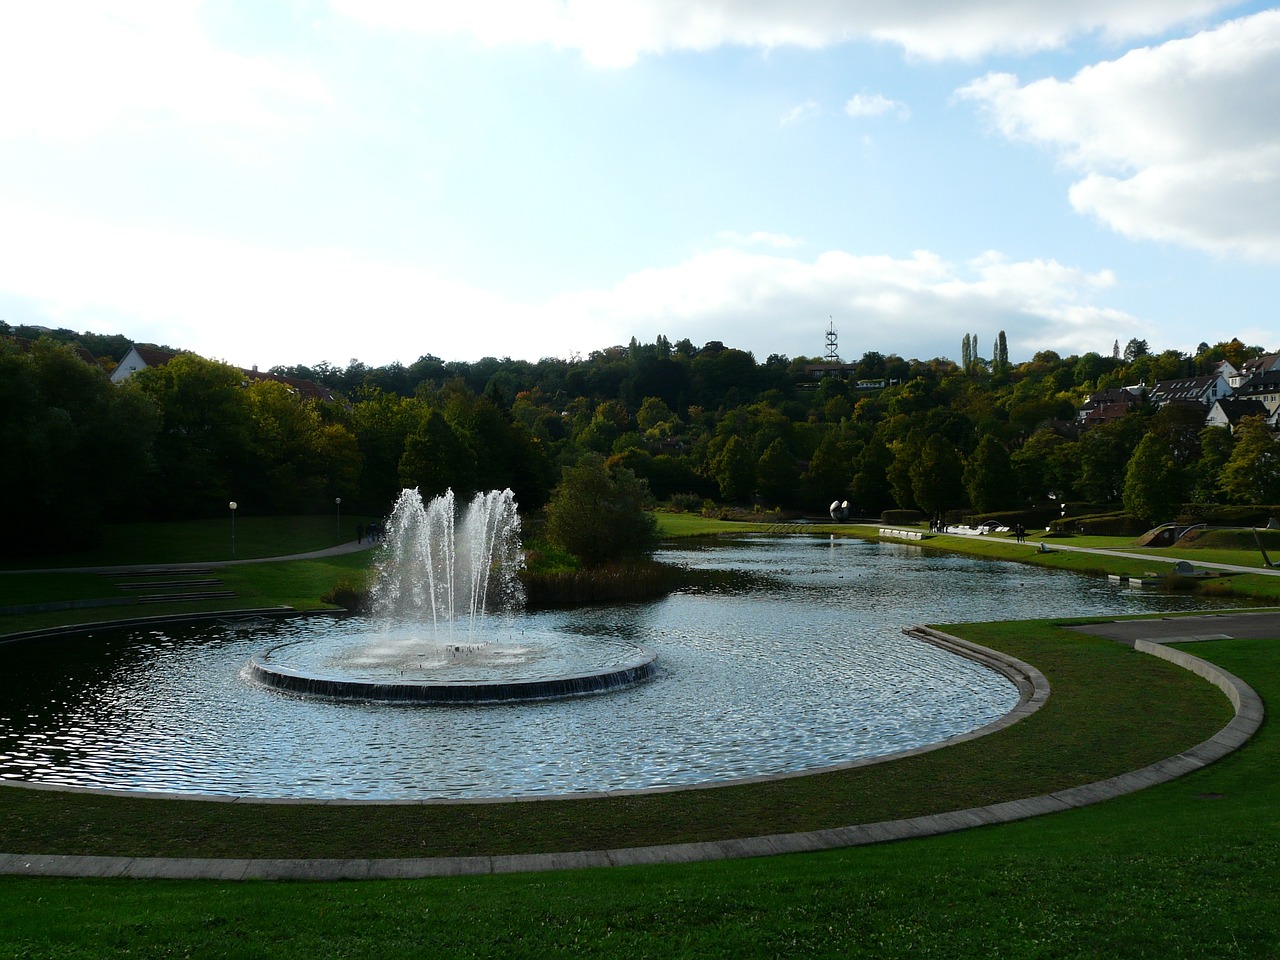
544,454,659,567
966,507,1058,529
881,509,925,525
321,578,369,612
1047,512,1148,536
1175,504,1280,527
668,492,703,513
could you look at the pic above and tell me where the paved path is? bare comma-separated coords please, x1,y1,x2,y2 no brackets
905,528,1280,579
0,539,378,576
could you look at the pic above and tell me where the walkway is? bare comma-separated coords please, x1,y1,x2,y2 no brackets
0,538,377,577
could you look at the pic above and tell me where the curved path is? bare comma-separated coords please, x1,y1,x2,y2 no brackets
0,615,1266,880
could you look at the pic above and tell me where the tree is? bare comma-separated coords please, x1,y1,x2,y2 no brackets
910,434,965,518
1124,338,1150,362
132,353,254,515
1122,433,1185,523
1217,417,1280,505
756,437,799,506
0,339,157,554
712,434,756,503
399,409,476,499
964,435,1016,513
1191,426,1234,503
543,455,658,566
1077,416,1146,503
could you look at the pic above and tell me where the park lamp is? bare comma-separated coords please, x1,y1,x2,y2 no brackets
229,501,238,558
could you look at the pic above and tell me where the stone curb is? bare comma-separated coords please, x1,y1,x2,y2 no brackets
0,627,1261,880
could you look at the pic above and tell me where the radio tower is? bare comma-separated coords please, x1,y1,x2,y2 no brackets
824,317,840,363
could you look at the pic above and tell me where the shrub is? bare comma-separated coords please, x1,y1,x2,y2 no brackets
669,492,702,513
1048,512,1148,536
881,509,925,525
1175,504,1280,527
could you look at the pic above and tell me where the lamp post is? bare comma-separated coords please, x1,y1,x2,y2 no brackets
229,501,238,559
335,496,342,542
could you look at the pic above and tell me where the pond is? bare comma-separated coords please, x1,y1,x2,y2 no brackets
0,536,1243,800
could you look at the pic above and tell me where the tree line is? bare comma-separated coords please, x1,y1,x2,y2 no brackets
3,328,1278,558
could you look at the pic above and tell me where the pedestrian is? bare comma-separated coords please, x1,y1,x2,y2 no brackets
356,523,365,544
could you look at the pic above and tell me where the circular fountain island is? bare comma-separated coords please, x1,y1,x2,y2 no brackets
247,488,658,704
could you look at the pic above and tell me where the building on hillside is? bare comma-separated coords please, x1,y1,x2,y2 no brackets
110,344,336,402
1148,373,1231,409
1076,385,1146,424
109,344,179,382
1205,397,1278,433
1231,369,1280,419
1227,353,1280,388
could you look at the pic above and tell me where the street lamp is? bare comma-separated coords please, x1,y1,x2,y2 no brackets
229,501,238,559
335,496,342,541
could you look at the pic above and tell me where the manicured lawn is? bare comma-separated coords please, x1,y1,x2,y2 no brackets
0,514,377,570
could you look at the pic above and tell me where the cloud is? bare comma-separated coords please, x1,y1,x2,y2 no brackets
544,246,1144,361
0,1,328,140
958,9,1280,261
0,204,1143,365
780,100,821,126
330,0,1234,66
844,93,910,120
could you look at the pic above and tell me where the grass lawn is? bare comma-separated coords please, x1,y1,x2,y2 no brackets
0,515,1277,956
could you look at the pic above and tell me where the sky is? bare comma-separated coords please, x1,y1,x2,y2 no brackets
0,1,1277,370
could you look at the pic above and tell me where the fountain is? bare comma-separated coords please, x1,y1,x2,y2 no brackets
245,488,658,704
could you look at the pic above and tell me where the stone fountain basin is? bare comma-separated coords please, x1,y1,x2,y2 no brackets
245,626,658,704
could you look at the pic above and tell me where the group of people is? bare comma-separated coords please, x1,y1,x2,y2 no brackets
356,522,384,545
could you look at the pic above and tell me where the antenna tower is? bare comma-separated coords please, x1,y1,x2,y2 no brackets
824,317,840,363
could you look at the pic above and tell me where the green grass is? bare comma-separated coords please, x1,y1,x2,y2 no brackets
655,512,771,537
0,514,377,570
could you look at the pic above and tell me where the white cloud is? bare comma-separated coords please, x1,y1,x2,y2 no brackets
544,246,1143,361
331,0,1234,65
844,93,910,120
0,1,328,140
0,204,1143,365
958,9,1280,260
780,100,821,126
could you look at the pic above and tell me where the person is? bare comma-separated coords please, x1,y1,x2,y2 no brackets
356,523,365,544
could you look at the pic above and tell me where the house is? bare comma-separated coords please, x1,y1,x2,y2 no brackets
109,344,179,383
1231,369,1280,418
1227,353,1280,388
1148,373,1231,409
110,344,336,403
1080,401,1138,428
1205,397,1278,433
1077,385,1145,423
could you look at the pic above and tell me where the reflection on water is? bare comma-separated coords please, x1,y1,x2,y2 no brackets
0,536,1247,800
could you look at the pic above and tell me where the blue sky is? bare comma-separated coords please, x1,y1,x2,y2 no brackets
0,1,1276,369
